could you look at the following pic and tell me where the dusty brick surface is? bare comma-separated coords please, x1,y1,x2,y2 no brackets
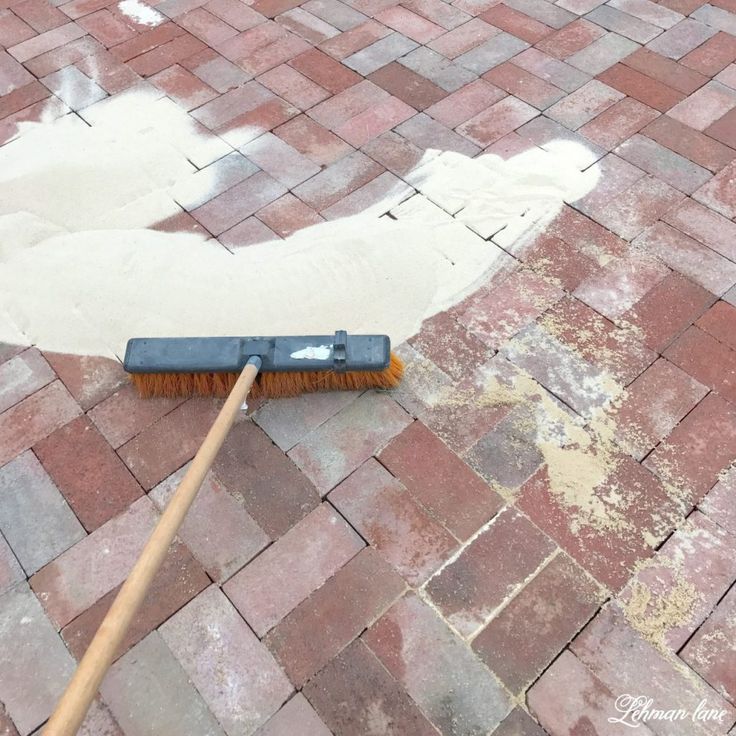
42,353,128,411
4,0,736,730
645,391,736,503
634,220,736,294
150,464,268,582
253,391,356,451
213,418,321,538
518,451,684,590
117,398,220,490
665,324,736,402
0,451,84,575
617,510,736,651
378,419,503,540
265,547,406,686
528,649,632,736
454,268,563,349
0,349,54,415
30,496,158,628
34,415,143,531
62,539,209,662
426,507,556,637
0,583,75,735
619,271,715,351
303,639,440,736
0,534,24,597
223,503,364,635
407,309,493,380
288,392,411,494
472,552,604,693
681,581,736,704
364,593,512,734
700,464,736,535
570,604,736,733
101,631,228,736
613,357,708,459
0,381,81,467
329,458,458,584
253,693,331,736
87,385,184,449
161,586,293,735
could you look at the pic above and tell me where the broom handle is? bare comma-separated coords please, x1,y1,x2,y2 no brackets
42,357,262,736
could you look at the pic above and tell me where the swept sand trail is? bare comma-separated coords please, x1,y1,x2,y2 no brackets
0,92,598,359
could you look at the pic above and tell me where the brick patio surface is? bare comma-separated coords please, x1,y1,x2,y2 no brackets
2,0,736,731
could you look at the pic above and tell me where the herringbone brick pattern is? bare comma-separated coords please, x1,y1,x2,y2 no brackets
2,0,736,732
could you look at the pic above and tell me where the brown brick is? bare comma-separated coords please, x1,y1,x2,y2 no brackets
622,47,708,95
598,62,685,111
329,458,458,584
426,508,556,637
35,415,143,531
213,418,320,538
646,390,736,502
117,398,219,490
289,46,361,93
265,548,406,686
0,382,81,467
303,639,439,736
642,114,736,173
364,593,512,734
368,61,446,110
472,553,604,693
223,503,363,636
61,540,209,661
664,325,736,404
378,420,503,541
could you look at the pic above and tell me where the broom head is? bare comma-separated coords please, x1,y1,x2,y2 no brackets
124,332,404,399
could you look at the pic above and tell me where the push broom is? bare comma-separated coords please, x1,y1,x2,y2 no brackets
43,330,403,736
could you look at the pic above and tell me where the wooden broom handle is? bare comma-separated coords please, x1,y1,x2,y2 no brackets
43,358,262,736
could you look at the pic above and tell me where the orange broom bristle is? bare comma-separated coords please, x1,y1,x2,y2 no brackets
129,352,405,399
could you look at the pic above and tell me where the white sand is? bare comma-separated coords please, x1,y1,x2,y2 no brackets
117,0,165,26
0,91,598,360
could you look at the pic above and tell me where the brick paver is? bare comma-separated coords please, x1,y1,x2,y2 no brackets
569,603,736,733
265,547,406,686
34,415,143,531
150,463,269,581
161,585,293,735
426,507,557,637
0,451,84,575
364,592,512,734
61,538,209,662
472,552,604,693
0,583,76,734
3,0,736,730
223,503,364,635
101,631,228,736
303,639,439,736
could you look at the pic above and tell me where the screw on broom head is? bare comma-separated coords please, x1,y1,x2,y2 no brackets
123,331,404,399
